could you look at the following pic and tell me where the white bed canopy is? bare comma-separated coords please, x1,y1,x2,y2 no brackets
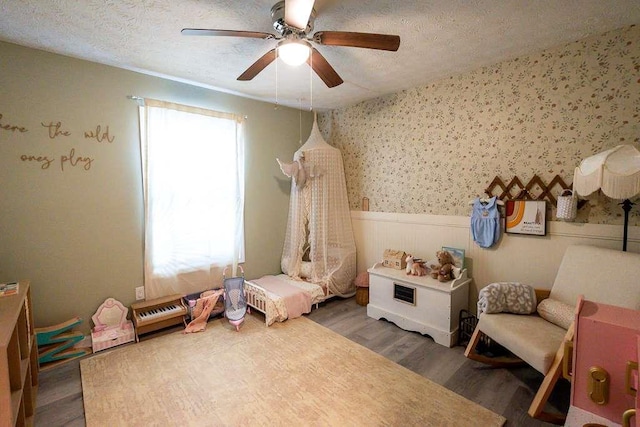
280,119,357,296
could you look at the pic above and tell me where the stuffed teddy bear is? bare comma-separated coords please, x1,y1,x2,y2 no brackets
405,254,428,276
430,250,455,282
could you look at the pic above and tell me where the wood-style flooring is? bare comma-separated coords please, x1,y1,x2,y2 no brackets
35,297,569,426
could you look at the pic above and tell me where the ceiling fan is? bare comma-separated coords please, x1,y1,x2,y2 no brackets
181,0,400,88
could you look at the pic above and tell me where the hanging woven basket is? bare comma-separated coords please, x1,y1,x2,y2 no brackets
556,189,578,221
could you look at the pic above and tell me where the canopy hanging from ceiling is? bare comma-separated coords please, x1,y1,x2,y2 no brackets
280,119,356,296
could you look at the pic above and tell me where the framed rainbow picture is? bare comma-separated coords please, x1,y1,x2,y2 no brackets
505,200,547,236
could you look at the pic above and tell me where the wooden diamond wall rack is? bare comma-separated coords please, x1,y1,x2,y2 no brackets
484,174,572,205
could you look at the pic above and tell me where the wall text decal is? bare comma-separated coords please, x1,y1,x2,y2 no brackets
41,121,71,138
84,125,114,143
0,114,28,133
61,148,93,171
15,120,113,172
20,154,54,169
19,148,94,171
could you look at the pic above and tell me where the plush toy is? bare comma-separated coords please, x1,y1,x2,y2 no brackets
405,254,428,276
437,263,454,282
276,157,307,188
276,153,320,190
430,250,455,282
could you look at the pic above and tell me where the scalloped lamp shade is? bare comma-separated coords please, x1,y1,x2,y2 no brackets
573,144,640,199
573,144,640,251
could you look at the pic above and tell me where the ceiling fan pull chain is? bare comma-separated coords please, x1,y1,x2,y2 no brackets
275,47,279,108
309,50,313,111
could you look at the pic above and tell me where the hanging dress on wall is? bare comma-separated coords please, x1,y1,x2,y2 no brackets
470,196,501,248
280,119,357,296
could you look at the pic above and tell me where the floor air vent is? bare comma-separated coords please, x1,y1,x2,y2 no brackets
393,283,416,305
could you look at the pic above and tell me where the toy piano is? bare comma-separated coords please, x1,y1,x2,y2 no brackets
131,294,187,341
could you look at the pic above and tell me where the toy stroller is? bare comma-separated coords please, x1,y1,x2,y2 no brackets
222,266,247,332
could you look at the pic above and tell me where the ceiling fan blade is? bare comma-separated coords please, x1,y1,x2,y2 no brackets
181,28,274,39
308,48,343,88
314,31,400,51
237,49,277,81
284,0,315,30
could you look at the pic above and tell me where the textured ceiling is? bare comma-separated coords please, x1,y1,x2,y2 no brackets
1,1,639,110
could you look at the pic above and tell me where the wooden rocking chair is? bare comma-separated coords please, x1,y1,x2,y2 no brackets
464,245,640,424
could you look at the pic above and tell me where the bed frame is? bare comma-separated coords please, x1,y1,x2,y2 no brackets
243,279,331,326
244,281,270,319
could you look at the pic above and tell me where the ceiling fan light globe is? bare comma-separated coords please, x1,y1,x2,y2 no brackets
278,40,311,66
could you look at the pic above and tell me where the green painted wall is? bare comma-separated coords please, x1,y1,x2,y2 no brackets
0,41,312,334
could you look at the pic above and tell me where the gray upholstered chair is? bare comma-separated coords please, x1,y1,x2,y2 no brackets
465,244,640,424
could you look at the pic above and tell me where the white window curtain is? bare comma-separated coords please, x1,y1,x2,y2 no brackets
139,99,245,299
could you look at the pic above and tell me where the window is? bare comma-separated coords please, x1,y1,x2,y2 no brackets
139,99,245,298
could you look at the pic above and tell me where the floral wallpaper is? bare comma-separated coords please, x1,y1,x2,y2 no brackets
318,25,640,226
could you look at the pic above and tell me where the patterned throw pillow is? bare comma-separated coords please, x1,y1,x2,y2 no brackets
537,298,574,329
477,282,537,315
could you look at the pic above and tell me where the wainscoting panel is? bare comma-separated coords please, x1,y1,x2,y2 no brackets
351,211,639,313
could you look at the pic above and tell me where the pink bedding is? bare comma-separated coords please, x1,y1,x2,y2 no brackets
250,275,312,319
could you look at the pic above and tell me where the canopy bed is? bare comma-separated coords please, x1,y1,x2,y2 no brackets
244,118,357,324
